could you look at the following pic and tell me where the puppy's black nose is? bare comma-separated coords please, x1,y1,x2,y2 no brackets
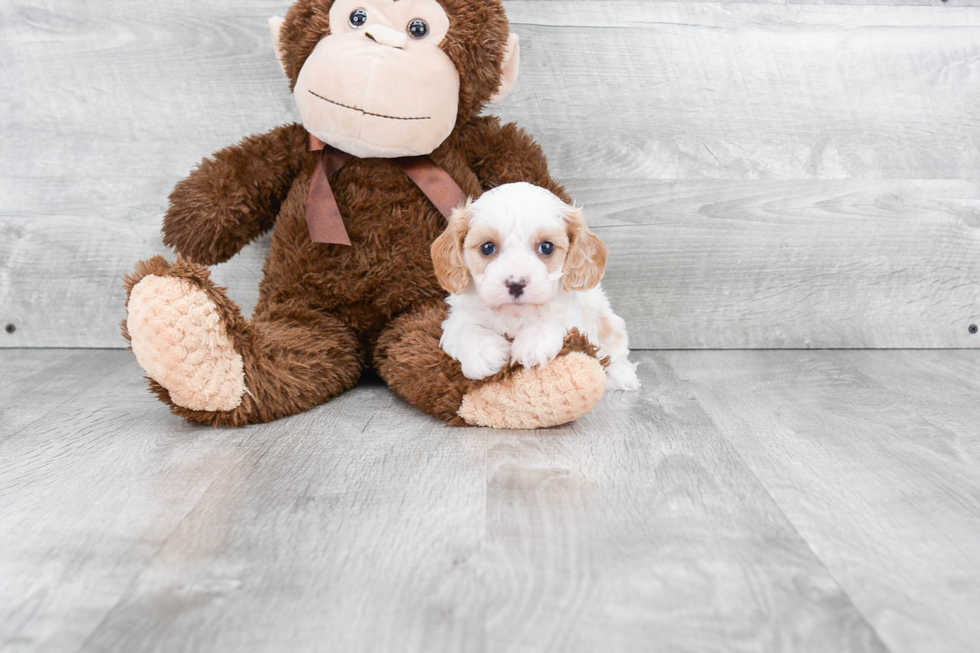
507,281,526,298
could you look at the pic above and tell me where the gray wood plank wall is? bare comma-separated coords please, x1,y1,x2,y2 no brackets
1,1,978,349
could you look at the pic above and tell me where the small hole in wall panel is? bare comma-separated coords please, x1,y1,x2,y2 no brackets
5,324,15,334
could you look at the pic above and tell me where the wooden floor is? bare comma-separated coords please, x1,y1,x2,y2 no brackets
1,349,978,653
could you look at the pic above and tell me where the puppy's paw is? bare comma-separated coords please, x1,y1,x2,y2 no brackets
458,334,512,380
607,361,641,391
511,328,565,371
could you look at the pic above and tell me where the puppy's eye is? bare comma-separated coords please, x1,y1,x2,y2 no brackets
480,242,497,257
538,241,556,256
349,8,368,28
407,18,429,39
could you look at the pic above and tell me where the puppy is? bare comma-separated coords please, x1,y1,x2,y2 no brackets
431,182,640,391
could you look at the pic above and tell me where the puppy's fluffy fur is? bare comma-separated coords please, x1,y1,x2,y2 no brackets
432,183,640,391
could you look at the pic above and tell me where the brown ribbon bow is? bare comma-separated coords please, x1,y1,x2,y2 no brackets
306,134,468,246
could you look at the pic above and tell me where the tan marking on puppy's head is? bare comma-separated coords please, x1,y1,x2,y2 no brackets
431,201,474,294
562,206,608,291
531,227,570,276
462,224,503,278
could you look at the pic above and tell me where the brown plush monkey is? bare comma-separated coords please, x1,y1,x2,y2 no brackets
122,0,608,428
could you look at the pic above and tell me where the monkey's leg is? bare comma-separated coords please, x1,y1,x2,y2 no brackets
374,303,607,429
123,257,362,426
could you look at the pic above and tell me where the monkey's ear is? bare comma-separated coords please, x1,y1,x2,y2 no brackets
269,16,287,74
490,33,520,105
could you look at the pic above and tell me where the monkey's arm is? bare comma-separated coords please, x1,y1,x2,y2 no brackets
163,123,309,265
456,115,572,203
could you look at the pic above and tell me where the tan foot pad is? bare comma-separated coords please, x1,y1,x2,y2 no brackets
127,275,246,412
458,352,607,429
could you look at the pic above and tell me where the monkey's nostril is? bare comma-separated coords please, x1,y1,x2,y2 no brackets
363,27,406,49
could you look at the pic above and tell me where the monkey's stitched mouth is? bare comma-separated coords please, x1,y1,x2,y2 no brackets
308,91,431,121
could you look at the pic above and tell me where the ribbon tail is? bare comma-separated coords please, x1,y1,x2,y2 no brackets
397,157,468,221
306,150,352,246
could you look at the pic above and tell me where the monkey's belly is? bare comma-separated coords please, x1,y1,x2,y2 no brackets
259,188,448,335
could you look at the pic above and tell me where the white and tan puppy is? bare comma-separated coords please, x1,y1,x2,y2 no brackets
431,182,640,391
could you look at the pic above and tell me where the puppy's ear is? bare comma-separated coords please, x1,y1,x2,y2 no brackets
431,203,473,295
563,206,608,291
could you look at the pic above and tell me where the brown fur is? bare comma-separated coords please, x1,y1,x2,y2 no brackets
123,256,362,426
124,0,600,426
374,305,604,427
162,125,310,266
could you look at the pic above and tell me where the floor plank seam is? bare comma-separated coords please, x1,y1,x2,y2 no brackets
0,358,131,447
71,420,281,652
682,382,898,653
72,459,243,653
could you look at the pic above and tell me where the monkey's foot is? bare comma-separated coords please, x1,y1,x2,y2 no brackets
124,259,246,413
458,351,607,429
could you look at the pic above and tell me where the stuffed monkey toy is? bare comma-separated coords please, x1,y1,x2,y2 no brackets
122,0,608,428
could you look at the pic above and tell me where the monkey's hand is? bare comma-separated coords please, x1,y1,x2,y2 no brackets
163,123,309,265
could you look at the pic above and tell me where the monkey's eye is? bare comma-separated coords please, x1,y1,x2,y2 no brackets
349,8,368,28
408,18,429,39
480,242,497,257
538,241,556,256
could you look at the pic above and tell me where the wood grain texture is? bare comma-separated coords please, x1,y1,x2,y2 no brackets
0,0,295,349
554,0,980,4
591,179,980,349
0,348,920,653
493,2,980,181
665,349,980,653
0,351,486,653
77,387,489,653
482,360,887,653
3,178,978,349
0,351,258,652
0,350,130,443
2,1,980,349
